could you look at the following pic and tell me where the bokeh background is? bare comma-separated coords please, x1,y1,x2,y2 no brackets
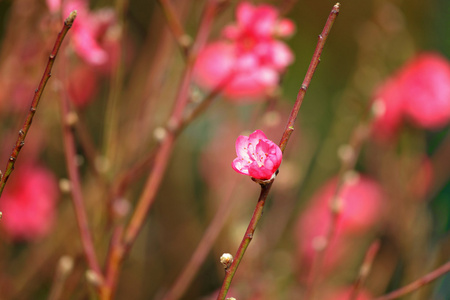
0,0,449,299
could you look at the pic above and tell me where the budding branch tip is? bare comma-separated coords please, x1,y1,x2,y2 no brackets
65,10,77,27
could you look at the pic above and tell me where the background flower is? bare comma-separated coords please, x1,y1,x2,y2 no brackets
194,2,295,101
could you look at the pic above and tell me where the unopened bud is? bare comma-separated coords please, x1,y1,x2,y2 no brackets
65,111,79,126
371,99,385,118
337,144,354,163
153,127,167,141
312,236,327,251
220,253,233,269
330,197,343,214
58,255,74,275
85,270,102,286
59,178,72,193
343,170,360,185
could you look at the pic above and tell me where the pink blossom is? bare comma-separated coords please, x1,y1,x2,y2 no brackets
371,52,450,141
400,53,450,128
194,2,295,101
232,130,282,180
0,164,59,241
67,63,99,108
295,175,384,272
63,0,119,70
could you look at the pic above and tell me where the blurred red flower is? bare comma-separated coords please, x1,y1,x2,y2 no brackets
372,52,450,141
0,164,59,241
194,2,295,101
295,174,384,272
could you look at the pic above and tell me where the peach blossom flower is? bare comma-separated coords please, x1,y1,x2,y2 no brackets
372,52,450,141
63,0,119,70
0,164,59,241
194,2,295,101
295,175,384,272
67,63,99,108
232,130,282,180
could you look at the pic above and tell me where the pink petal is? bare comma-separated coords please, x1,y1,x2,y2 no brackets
270,41,295,70
251,5,279,37
248,161,272,179
236,2,255,27
194,42,235,91
401,53,450,128
275,19,296,37
235,135,251,162
249,129,268,141
255,67,279,86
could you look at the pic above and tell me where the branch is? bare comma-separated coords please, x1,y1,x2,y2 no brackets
0,11,77,197
101,1,223,297
278,3,340,153
157,0,192,54
374,260,450,300
216,4,341,299
60,70,103,279
349,239,380,300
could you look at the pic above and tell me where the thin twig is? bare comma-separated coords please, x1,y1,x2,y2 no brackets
157,0,192,54
0,11,77,197
374,260,450,300
60,69,103,279
349,239,381,300
304,120,371,300
216,4,341,299
48,256,74,300
100,1,222,298
162,181,240,300
278,3,340,153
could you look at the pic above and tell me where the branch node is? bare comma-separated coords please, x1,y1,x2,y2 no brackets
64,10,78,27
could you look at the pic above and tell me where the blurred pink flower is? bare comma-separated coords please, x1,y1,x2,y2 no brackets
401,53,450,128
232,130,282,180
194,2,295,101
0,164,59,241
295,175,384,272
372,52,450,141
63,0,119,70
67,63,99,108
46,0,61,13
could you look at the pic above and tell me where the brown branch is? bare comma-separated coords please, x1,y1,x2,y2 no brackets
157,0,192,54
349,239,381,300
217,4,341,299
0,11,77,197
374,260,450,300
278,3,340,152
60,73,103,279
100,1,223,298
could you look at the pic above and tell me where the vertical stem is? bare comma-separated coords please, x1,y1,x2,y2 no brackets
0,11,77,197
349,239,380,300
217,183,273,300
101,1,222,297
157,0,192,54
216,3,341,300
278,3,340,152
60,79,103,278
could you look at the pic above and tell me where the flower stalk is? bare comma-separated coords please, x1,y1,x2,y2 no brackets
0,11,77,198
216,3,340,299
